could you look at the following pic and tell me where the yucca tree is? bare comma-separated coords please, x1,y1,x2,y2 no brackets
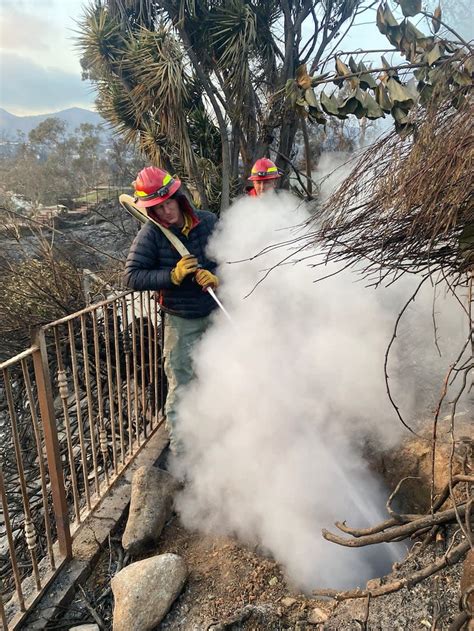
78,0,365,210
78,5,215,207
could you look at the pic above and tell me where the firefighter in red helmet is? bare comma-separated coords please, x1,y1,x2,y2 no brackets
248,158,281,196
124,166,219,455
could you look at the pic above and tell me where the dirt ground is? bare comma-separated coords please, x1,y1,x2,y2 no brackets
142,517,467,631
157,516,332,630
47,509,468,631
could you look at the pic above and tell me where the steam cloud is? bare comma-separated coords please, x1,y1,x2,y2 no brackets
171,191,468,590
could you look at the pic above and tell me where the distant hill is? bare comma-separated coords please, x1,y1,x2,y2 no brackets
0,107,107,139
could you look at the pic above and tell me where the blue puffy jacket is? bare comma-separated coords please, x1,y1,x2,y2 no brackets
124,209,218,319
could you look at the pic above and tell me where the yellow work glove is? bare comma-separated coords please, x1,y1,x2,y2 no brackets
170,255,199,285
195,269,219,290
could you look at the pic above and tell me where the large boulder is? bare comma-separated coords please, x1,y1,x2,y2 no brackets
111,553,187,631
122,466,178,555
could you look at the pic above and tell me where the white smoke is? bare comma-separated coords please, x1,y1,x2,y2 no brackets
170,191,469,591
315,151,355,202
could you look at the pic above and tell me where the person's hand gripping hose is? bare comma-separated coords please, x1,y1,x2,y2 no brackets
171,255,199,285
195,269,219,290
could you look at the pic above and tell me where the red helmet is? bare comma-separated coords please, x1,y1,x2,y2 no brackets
133,166,181,208
248,158,281,181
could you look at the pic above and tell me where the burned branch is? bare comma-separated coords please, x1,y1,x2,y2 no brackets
324,504,469,548
313,538,470,601
385,476,422,523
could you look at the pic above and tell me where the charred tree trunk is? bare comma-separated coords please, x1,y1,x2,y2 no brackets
301,116,313,197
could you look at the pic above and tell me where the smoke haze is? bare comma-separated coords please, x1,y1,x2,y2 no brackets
171,191,469,590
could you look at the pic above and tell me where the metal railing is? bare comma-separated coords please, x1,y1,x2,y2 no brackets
0,290,166,629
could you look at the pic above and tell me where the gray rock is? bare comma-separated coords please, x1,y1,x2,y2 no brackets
122,466,178,555
111,553,188,631
366,577,382,590
69,625,100,631
281,597,297,608
307,607,328,624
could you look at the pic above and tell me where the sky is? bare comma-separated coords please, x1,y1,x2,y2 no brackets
0,1,464,117
0,0,95,115
0,1,388,117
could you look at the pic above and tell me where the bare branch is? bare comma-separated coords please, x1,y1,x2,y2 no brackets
313,538,470,600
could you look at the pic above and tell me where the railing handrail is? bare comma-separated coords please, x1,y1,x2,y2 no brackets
1,291,137,370
0,346,38,371
42,289,134,331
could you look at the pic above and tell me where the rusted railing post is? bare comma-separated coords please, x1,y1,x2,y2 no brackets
0,577,8,630
32,328,72,559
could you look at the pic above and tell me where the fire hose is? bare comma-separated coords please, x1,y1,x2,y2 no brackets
119,194,232,323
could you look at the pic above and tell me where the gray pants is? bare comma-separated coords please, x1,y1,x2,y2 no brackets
163,313,211,453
